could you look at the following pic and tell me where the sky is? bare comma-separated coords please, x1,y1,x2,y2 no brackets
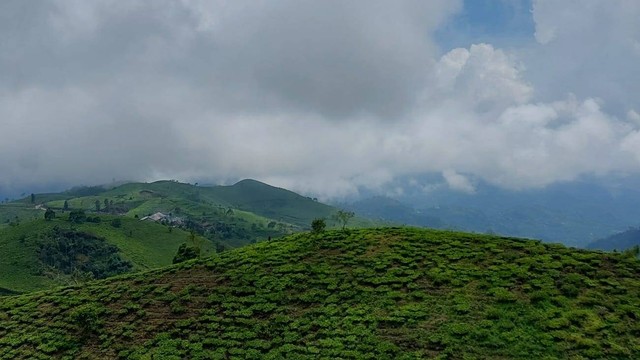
1,0,640,199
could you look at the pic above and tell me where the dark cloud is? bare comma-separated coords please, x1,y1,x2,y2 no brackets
0,0,639,198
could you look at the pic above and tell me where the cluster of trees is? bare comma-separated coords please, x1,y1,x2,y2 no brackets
37,227,132,280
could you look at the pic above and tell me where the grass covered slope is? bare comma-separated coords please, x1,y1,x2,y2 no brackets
1,228,639,359
0,217,212,293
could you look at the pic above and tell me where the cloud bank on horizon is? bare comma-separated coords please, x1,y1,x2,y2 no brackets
1,0,639,198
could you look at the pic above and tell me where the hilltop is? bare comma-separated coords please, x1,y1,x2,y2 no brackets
1,227,638,359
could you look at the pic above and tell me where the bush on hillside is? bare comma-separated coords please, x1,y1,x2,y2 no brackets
68,210,87,224
311,218,326,234
173,243,200,264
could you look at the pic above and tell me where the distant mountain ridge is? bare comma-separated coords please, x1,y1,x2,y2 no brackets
587,228,640,251
344,177,640,247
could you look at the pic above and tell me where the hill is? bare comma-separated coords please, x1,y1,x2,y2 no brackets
3,179,374,248
587,227,640,252
0,216,213,294
1,227,639,359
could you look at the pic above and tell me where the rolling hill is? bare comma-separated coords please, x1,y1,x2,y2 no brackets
1,227,638,359
3,179,374,248
0,179,377,294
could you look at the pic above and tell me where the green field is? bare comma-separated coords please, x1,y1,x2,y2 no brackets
0,227,638,359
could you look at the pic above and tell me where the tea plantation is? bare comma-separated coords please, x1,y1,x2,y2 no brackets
0,227,639,359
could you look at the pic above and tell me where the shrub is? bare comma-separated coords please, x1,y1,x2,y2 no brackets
311,219,326,234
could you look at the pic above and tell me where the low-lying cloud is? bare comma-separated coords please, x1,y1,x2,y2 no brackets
0,0,639,198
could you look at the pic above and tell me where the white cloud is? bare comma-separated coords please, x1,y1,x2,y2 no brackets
429,43,532,115
1,1,640,199
442,170,475,193
529,0,640,113
627,110,640,125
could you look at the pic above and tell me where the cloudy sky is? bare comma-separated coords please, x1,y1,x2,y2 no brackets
1,0,640,198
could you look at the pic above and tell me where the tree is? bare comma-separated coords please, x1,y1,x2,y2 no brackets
110,218,122,228
104,199,110,212
44,208,56,221
189,230,204,258
63,200,69,211
311,218,326,234
69,210,87,224
332,210,355,230
94,200,101,212
173,243,199,264
30,193,35,204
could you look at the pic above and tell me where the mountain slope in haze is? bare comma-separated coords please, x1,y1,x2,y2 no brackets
587,227,640,252
347,196,445,228
1,227,638,359
346,178,640,247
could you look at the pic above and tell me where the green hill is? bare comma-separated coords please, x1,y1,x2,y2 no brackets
1,227,638,359
0,216,213,294
3,179,376,249
0,180,378,294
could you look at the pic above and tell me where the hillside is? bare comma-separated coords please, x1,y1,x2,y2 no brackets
587,228,640,252
2,179,375,249
0,216,213,294
1,227,639,359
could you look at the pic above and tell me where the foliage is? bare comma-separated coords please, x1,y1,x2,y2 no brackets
332,209,355,230
36,227,132,279
43,209,55,221
0,216,213,293
0,227,639,359
311,218,326,233
110,218,122,228
68,210,86,224
173,243,200,264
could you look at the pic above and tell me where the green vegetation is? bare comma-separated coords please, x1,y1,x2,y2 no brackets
0,227,638,358
37,227,132,280
311,218,326,234
0,217,213,293
2,179,379,250
0,179,380,294
332,209,355,230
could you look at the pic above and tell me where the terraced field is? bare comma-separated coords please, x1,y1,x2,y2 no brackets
1,227,639,359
